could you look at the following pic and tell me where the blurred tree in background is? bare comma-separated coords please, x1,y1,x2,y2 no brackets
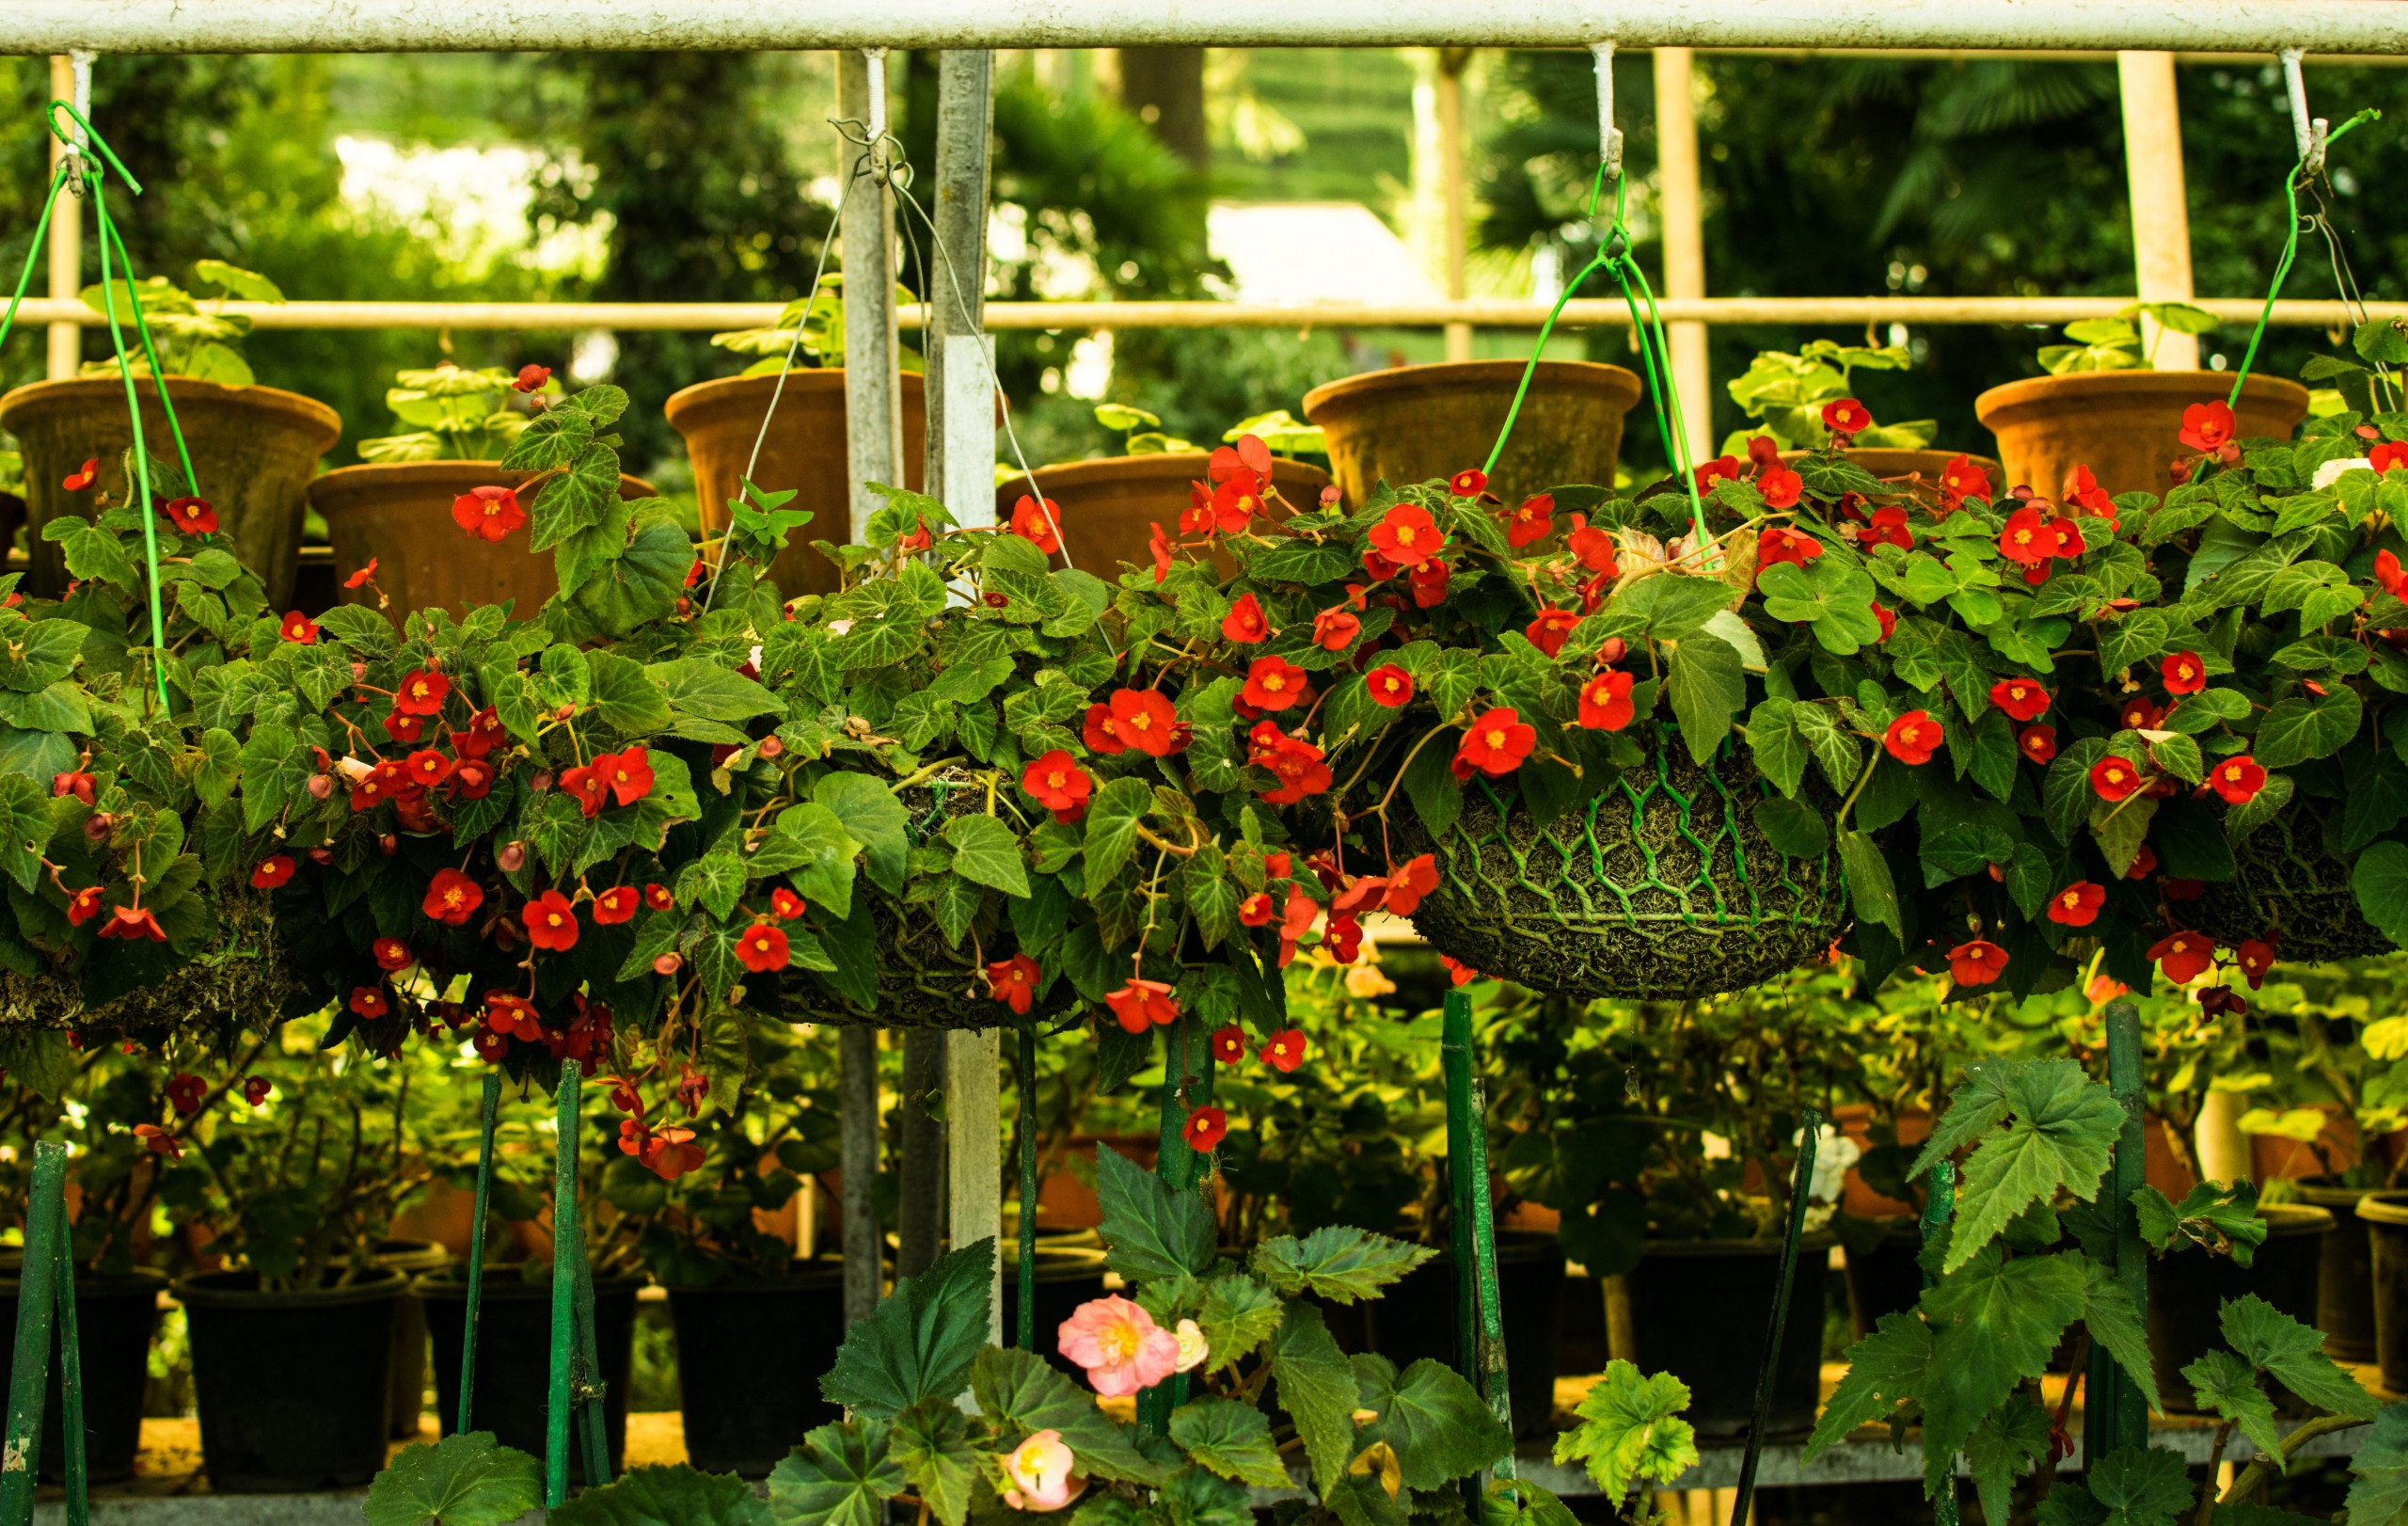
1476,52,2408,479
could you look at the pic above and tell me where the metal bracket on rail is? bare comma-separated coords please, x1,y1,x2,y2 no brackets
2281,46,2330,178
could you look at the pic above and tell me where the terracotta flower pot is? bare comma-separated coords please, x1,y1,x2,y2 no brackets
995,453,1332,580
0,375,340,609
1973,372,2310,501
310,461,657,622
1303,359,1642,509
664,370,930,600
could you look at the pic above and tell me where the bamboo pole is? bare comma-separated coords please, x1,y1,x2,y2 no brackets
45,55,83,381
2,294,2394,332
1652,46,1714,461
2118,52,2201,370
1436,47,1473,364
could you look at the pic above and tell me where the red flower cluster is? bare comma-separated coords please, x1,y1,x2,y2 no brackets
1454,708,1535,778
1996,499,2087,584
1248,722,1331,804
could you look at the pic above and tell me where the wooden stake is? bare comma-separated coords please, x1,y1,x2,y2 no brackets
2118,52,2201,370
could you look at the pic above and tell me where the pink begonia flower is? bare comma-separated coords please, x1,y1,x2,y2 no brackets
1057,1295,1180,1397
1173,1318,1209,1375
1002,1429,1085,1513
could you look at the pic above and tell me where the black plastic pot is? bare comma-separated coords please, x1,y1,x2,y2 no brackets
177,1265,405,1492
667,1261,847,1477
2355,1192,2408,1391
1001,1245,1108,1375
2294,1184,2377,1362
374,1238,452,1439
0,1268,165,1484
2147,1205,2332,1413
1624,1237,1831,1440
420,1265,643,1481
1557,1267,1611,1377
1842,1222,1925,1340
1345,1230,1567,1439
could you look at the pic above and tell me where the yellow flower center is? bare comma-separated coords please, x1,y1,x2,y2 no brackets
1394,525,1418,546
1485,729,1506,749
1048,771,1068,789
2061,892,2080,909
1129,712,1153,730
547,913,563,928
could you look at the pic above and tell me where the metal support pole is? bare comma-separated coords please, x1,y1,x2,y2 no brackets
457,1070,501,1435
897,1033,944,1280
2117,51,2201,371
546,1062,581,1507
1652,46,1713,460
1440,989,1513,1502
1436,48,1473,364
947,1026,1003,1345
1922,1163,1958,1526
45,54,88,381
840,1025,882,1324
0,1142,74,1526
1730,1112,1819,1526
839,48,905,542
1014,1026,1038,1351
2083,1002,2149,1461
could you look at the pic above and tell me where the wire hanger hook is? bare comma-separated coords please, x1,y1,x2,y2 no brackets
2280,47,2329,179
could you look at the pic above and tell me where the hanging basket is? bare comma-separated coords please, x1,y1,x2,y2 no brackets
2194,802,2397,962
1403,740,1848,1001
0,887,300,1035
784,771,1077,1031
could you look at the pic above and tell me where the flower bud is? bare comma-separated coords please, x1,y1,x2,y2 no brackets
1599,637,1626,665
497,841,527,873
351,661,368,682
380,833,400,857
307,775,334,800
757,736,784,759
308,847,335,865
83,813,113,843
653,952,683,976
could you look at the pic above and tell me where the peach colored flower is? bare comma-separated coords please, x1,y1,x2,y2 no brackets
1173,1318,1210,1375
1001,1429,1085,1513
1057,1295,1180,1397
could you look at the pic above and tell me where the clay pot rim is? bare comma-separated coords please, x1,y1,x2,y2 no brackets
1303,358,1644,422
371,1238,454,1274
0,374,342,453
2347,1191,2408,1228
1973,370,2311,427
663,366,901,428
1001,452,1332,491
309,460,658,506
0,1265,170,1295
2286,1181,2377,1210
174,1264,408,1310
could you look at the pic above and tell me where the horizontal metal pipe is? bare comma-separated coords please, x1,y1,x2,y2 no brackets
8,296,2396,332
11,0,2408,56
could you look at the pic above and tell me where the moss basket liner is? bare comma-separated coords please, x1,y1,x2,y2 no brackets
1403,739,1848,1001
784,770,1075,1031
2193,801,2396,962
0,887,300,1035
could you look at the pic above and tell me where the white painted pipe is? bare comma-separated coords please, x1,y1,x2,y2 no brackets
6,295,2397,333
8,0,2405,55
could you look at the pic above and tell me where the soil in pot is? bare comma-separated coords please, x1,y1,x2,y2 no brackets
2194,799,2398,961
2353,1192,2408,1391
1624,1237,1831,1440
1841,1221,1925,1341
309,462,658,621
992,454,1331,578
0,1268,166,1485
1000,1244,1110,1375
2147,1203,2332,1413
664,371,934,601
1341,1229,1566,1439
2293,1184,2378,1362
0,375,341,610
1303,360,1643,510
374,1238,452,1439
420,1264,643,1480
1406,738,1848,1001
1973,372,2309,501
667,1260,848,1477
176,1265,405,1491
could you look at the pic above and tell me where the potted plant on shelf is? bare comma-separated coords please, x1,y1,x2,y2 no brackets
0,263,339,608
309,361,657,619
1974,303,2311,499
993,405,1333,579
1721,338,2000,490
665,275,933,598
169,1030,429,1492
1302,355,1643,511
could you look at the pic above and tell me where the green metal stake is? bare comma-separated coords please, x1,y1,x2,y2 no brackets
547,1061,582,1506
1440,988,1513,1511
1137,1011,1213,1434
1,1142,83,1526
1017,1024,1038,1353
572,1232,610,1488
1923,1161,1959,1526
1729,1109,1819,1526
457,1071,500,1436
2084,1002,2148,1462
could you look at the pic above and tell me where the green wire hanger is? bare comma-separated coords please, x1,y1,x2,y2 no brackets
0,99,206,713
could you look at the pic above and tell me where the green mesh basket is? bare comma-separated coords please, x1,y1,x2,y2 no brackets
1405,739,1848,1000
2194,801,2397,961
0,887,298,1035
784,771,1075,1031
